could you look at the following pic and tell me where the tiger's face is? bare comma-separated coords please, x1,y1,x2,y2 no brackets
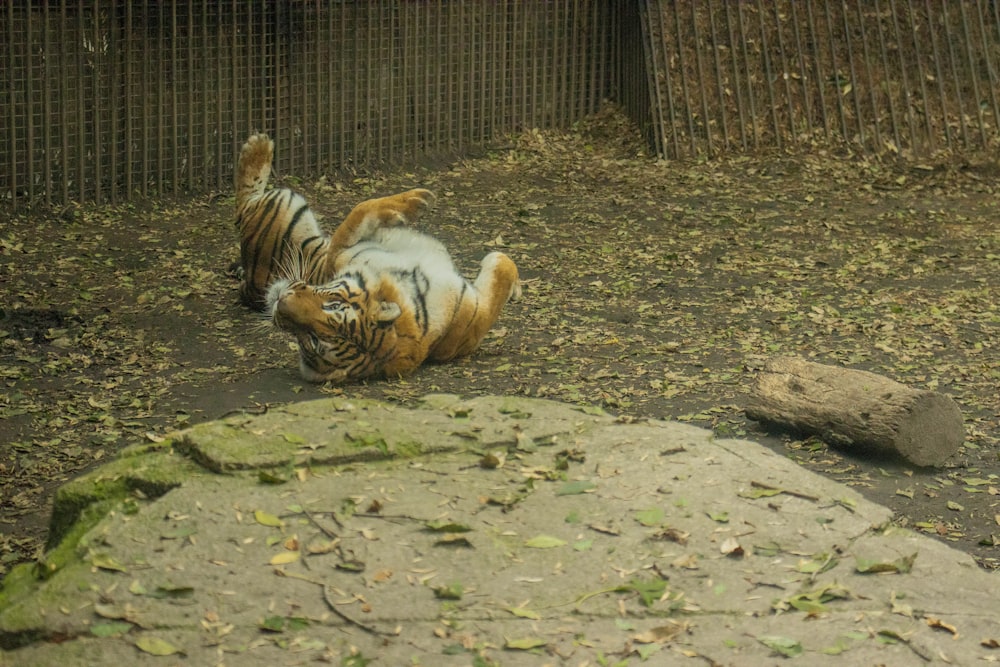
265,277,401,382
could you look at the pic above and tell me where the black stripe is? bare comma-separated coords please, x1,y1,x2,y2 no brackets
244,191,292,287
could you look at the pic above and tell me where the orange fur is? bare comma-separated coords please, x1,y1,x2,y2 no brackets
236,133,520,383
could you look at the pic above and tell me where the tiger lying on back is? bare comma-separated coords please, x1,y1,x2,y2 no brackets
235,132,521,383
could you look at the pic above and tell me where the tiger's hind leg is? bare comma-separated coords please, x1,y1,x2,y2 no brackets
326,189,436,269
235,133,273,208
431,251,521,361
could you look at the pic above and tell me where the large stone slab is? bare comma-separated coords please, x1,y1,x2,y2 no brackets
2,395,998,666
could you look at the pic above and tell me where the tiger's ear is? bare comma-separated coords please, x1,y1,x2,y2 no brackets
376,301,402,326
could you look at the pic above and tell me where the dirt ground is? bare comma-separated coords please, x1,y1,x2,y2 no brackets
1,107,998,577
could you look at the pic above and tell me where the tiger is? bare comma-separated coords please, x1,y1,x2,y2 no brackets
235,132,522,383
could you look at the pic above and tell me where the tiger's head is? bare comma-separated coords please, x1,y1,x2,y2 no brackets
265,277,401,383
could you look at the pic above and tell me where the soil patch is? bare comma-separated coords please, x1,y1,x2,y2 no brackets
1,107,998,575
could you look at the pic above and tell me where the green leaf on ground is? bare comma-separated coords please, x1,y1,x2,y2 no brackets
254,509,284,528
556,480,596,495
525,534,566,549
856,552,917,574
91,621,133,638
424,520,472,533
505,637,547,650
634,508,665,526
434,582,464,599
758,635,803,657
620,576,668,608
135,636,182,656
507,606,541,620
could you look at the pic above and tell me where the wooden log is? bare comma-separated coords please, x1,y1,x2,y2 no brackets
745,356,964,467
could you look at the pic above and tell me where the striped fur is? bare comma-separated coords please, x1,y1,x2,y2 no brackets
235,133,435,309
236,133,521,383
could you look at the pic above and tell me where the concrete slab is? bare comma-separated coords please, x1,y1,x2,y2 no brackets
2,395,998,666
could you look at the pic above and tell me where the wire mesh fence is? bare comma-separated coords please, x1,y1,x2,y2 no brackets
639,0,1000,160
4,1,1000,209
1,1,621,209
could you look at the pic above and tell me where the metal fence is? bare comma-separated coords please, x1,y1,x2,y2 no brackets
1,1,622,208
639,0,1000,160
4,1,1000,209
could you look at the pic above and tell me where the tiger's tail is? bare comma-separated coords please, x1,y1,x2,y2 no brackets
235,133,274,208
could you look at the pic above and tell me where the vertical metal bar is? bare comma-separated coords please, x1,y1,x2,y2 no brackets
274,2,283,167
754,0,781,149
958,0,988,145
5,1,15,209
198,0,206,190
169,0,177,195
92,0,103,204
974,0,1000,135
820,1,848,143
803,0,831,142
903,0,935,151
60,1,69,204
587,0,599,115
459,1,468,149
736,3,761,150
493,0,502,134
871,0,902,151
76,0,86,201
655,1,676,156
769,1,796,143
155,0,164,194
923,0,952,149
498,1,509,131
43,1,51,205
230,0,238,185
940,2,970,145
22,2,33,204
567,0,579,120
707,3,730,152
853,1,882,151
387,2,393,164
641,0,672,157
556,0,567,126
531,1,541,128
25,1,34,204
723,2,748,151
668,5,698,157
434,0,442,152
839,0,866,150
363,2,372,166
339,2,348,166
373,2,382,166
481,3,489,139
887,0,919,150
358,0,367,163
325,3,333,169
108,0,119,203
520,0,529,130
124,0,132,197
305,3,314,171
185,0,193,191
487,2,496,135
690,2,713,154
787,1,814,144
588,2,604,117
409,1,417,154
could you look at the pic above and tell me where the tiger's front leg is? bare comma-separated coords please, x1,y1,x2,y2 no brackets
430,251,521,362
326,189,436,269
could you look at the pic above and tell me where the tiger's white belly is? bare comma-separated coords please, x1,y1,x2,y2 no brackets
339,227,468,335
347,227,460,276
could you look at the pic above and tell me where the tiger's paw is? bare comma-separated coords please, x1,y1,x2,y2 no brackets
509,280,523,302
360,188,436,228
238,133,274,169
